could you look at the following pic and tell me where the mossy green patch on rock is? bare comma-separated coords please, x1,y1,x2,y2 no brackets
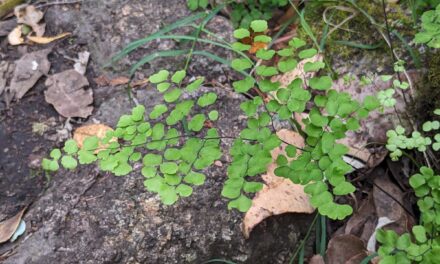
413,52,440,124
296,1,416,68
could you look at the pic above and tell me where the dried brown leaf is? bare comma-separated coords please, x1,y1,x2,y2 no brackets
27,32,71,44
44,69,93,118
73,124,114,151
242,129,314,238
346,252,369,264
5,48,51,103
94,75,110,86
343,196,377,244
7,25,24,45
373,171,415,236
373,172,405,221
326,234,367,264
130,78,149,88
109,76,130,86
338,137,387,169
309,255,325,264
14,4,45,37
0,208,25,243
93,75,131,87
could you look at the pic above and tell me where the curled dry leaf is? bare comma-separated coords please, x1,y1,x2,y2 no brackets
309,255,325,264
73,123,114,152
93,75,131,87
242,129,314,238
27,32,71,45
44,69,93,118
326,234,367,264
130,78,149,88
340,195,377,244
372,171,415,236
338,137,387,169
5,48,51,104
0,208,25,243
7,25,24,45
109,76,130,86
14,4,45,37
373,172,406,221
367,216,394,252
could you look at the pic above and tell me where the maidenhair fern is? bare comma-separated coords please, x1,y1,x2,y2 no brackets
224,20,380,218
43,69,223,205
43,19,382,220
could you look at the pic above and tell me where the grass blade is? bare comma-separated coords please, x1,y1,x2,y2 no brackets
289,213,319,264
360,253,378,264
192,50,230,66
151,35,232,52
288,0,320,51
334,40,383,49
129,49,252,78
298,245,305,264
391,29,421,68
319,215,326,256
202,259,237,264
129,50,189,75
192,50,253,78
183,4,225,70
319,15,330,51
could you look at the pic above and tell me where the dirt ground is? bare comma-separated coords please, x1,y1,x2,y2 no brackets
0,1,314,263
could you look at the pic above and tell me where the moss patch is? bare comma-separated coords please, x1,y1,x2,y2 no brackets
413,52,440,124
296,1,416,68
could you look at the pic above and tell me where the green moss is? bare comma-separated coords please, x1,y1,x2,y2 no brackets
413,52,440,124
0,0,24,18
295,1,416,65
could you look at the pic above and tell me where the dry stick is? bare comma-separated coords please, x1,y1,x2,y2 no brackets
322,5,358,38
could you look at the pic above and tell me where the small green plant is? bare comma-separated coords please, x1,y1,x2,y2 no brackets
42,72,223,205
414,3,440,48
229,0,288,28
187,0,209,11
376,161,440,263
377,50,440,263
186,0,288,28
226,20,383,218
43,19,381,220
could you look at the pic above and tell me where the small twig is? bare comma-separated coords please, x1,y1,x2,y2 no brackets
35,0,82,9
322,6,358,38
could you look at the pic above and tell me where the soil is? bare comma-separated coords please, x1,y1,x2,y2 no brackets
0,1,313,263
